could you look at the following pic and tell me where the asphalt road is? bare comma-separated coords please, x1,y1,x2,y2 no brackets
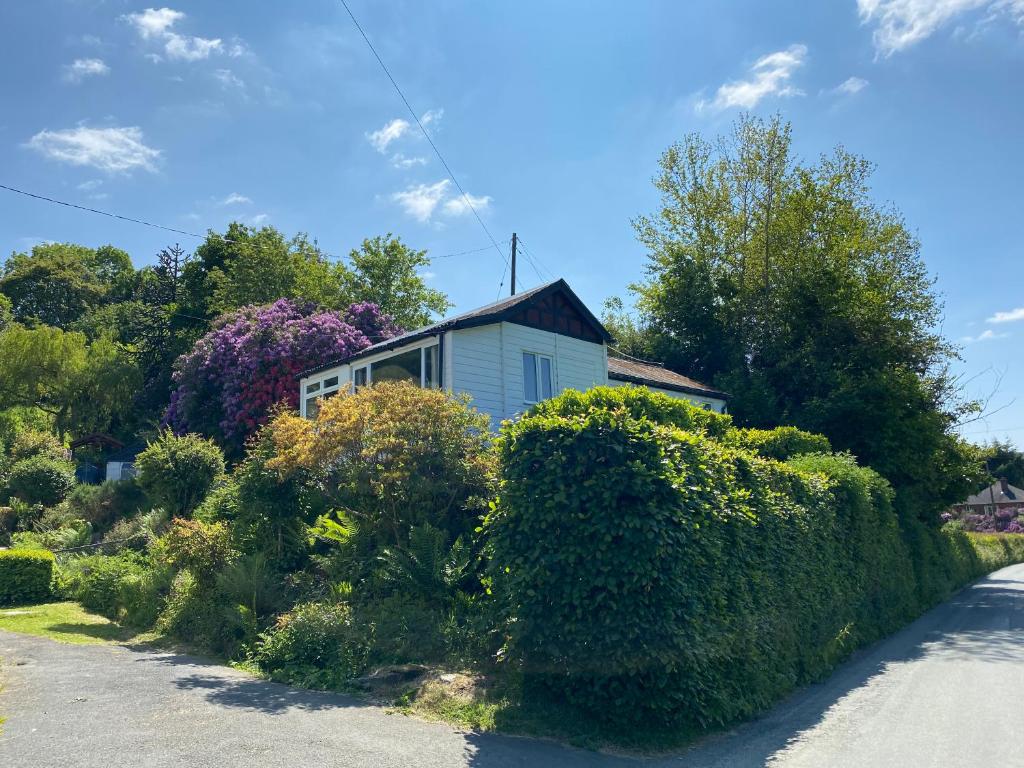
2,563,1024,767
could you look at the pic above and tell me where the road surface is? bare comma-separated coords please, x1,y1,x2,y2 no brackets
2,564,1023,767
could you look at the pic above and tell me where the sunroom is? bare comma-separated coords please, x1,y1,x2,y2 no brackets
300,337,441,418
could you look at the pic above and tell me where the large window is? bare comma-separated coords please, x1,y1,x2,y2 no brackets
523,352,553,403
372,347,421,385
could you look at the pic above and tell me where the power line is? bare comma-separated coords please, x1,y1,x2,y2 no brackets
336,0,509,276
0,183,209,240
512,236,558,282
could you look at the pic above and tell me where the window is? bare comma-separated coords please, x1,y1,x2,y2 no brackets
372,347,422,385
365,344,440,389
523,352,554,403
353,366,368,389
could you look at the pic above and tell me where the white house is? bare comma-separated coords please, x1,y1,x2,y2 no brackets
297,279,727,424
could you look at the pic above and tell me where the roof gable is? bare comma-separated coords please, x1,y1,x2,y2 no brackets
298,279,610,378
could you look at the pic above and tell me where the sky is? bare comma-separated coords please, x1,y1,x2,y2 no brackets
1,0,1023,444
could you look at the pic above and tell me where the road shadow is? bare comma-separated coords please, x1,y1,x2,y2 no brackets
170,671,371,715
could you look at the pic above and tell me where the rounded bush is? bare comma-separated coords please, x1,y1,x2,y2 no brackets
6,455,76,506
253,602,370,689
136,432,225,516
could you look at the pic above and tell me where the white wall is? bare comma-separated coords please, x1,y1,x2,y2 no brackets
606,379,727,413
448,324,506,424
449,322,607,424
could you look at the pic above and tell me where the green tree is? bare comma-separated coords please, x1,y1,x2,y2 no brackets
630,114,979,522
0,325,140,439
982,440,1024,488
340,235,450,329
136,432,226,517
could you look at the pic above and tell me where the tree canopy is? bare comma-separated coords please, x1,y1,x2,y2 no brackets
622,114,982,522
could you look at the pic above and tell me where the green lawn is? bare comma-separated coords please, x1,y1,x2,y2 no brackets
0,602,144,645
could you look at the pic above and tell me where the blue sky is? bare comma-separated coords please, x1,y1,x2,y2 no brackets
2,1,1023,444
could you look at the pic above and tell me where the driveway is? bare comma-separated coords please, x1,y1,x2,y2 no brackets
2,564,1024,767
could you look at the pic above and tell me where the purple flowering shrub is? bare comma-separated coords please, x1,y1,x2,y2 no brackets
943,506,1024,534
165,299,400,452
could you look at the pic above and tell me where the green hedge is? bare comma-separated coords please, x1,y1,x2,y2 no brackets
0,549,55,605
486,386,1024,728
728,425,832,460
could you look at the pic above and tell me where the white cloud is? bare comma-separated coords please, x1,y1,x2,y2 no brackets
164,33,222,61
63,58,110,83
250,213,269,225
697,44,807,113
367,109,443,153
443,192,492,217
27,126,161,174
123,7,224,62
367,118,411,153
962,328,1010,343
391,179,492,222
988,307,1024,323
213,68,244,89
836,76,869,94
421,108,444,127
390,153,428,169
124,7,183,39
858,0,1024,55
391,180,450,222
219,192,251,206
77,179,103,191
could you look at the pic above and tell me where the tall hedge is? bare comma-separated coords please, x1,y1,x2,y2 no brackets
0,549,55,605
485,387,952,727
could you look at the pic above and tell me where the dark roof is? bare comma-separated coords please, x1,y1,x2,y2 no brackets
298,279,612,379
607,357,728,400
963,480,1024,506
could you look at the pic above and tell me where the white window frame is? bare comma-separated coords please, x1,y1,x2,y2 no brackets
358,342,440,390
522,351,554,405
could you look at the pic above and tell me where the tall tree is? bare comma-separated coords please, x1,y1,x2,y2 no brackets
341,235,450,329
1,243,107,329
630,114,980,522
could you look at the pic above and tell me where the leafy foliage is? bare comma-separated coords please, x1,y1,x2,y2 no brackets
267,382,497,554
156,517,235,583
0,549,55,605
627,114,979,523
135,432,225,516
165,299,397,453
253,601,371,689
5,455,76,506
727,425,831,461
485,386,996,728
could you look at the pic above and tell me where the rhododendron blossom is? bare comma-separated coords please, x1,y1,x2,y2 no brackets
165,299,400,452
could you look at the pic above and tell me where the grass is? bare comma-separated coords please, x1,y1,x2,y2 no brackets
0,601,153,645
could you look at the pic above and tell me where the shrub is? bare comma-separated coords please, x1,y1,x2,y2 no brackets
157,571,243,656
136,432,225,516
62,480,150,533
485,386,918,728
268,382,497,554
5,455,76,506
530,384,733,438
0,549,55,605
165,299,400,454
62,553,169,626
156,517,235,583
7,429,67,463
253,601,371,688
729,426,832,461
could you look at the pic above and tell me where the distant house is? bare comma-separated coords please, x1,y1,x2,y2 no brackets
298,279,728,424
951,478,1024,517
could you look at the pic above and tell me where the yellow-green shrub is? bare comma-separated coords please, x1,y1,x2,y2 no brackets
0,549,55,605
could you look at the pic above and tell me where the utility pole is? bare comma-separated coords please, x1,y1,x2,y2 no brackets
510,232,517,296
